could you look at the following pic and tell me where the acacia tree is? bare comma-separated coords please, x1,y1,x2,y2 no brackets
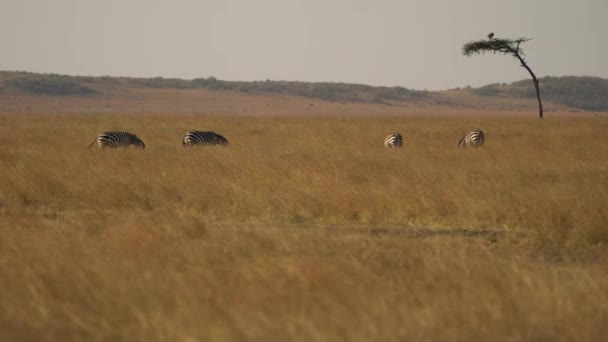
463,35,544,119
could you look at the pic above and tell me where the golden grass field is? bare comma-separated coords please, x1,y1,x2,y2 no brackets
1,110,608,341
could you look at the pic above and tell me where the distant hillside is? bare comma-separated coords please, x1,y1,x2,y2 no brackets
1,71,607,111
0,71,427,104
471,76,608,111
0,72,97,95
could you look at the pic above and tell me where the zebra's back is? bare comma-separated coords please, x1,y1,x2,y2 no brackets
89,131,146,149
458,130,485,148
183,130,229,146
384,133,403,148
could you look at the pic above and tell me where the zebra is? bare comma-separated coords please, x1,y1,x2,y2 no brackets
384,133,403,148
183,130,229,146
88,131,146,149
458,130,485,148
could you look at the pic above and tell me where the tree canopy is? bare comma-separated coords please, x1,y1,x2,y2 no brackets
462,35,544,119
462,38,531,57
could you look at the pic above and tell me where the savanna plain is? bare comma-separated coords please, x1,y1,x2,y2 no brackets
1,113,608,341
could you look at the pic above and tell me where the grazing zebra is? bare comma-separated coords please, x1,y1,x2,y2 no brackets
458,130,485,148
384,133,403,148
183,130,229,146
88,131,146,149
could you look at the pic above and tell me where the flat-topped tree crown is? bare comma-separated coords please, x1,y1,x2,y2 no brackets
462,35,544,119
463,37,530,56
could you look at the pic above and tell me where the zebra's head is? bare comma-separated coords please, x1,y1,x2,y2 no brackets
135,138,146,149
458,134,467,148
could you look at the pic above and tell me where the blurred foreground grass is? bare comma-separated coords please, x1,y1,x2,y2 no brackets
1,114,607,341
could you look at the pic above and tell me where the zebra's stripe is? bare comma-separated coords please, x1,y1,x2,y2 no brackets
458,130,485,148
384,133,403,148
183,130,229,146
88,131,146,149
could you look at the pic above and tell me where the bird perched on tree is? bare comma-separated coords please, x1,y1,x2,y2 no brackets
487,32,495,39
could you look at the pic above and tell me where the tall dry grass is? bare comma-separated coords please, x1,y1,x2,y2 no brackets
1,114,608,341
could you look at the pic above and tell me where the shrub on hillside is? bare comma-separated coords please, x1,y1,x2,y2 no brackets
131,77,192,89
7,76,96,95
472,83,502,96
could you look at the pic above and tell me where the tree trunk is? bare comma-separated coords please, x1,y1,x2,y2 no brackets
531,76,543,119
515,53,543,119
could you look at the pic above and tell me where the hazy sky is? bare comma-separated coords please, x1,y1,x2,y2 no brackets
1,0,606,90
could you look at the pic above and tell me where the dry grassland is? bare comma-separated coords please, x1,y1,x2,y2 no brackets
1,114,608,341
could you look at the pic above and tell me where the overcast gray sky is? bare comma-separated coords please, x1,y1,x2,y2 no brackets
1,0,606,90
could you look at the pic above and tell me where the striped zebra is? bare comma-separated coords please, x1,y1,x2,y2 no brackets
458,130,485,148
183,130,229,146
88,131,146,149
384,133,403,148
